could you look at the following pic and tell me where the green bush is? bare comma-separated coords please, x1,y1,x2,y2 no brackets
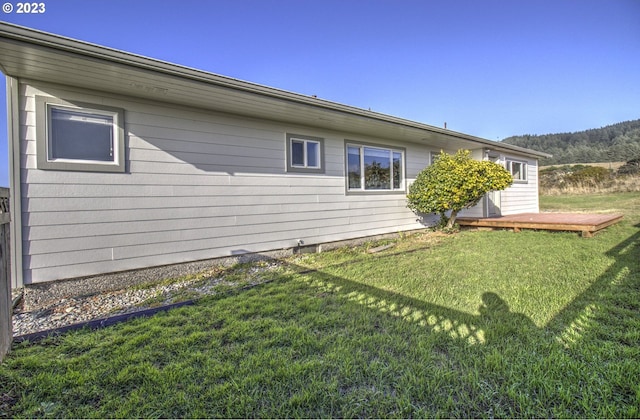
540,165,622,192
407,150,512,229
565,166,611,185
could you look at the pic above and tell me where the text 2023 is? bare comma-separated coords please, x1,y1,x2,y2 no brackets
17,2,46,13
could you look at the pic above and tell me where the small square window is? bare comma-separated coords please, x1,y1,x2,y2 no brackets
506,159,527,182
36,96,125,173
286,134,325,173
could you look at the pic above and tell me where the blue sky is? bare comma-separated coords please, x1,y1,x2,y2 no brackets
1,0,639,186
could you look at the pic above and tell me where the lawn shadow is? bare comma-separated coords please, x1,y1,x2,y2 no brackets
477,292,539,345
545,223,640,347
277,222,639,349
279,253,543,348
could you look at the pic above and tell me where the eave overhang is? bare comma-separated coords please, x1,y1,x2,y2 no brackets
0,22,551,159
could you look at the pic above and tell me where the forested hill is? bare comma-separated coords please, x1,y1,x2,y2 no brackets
501,119,640,165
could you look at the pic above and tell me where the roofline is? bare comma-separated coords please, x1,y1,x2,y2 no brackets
0,22,551,158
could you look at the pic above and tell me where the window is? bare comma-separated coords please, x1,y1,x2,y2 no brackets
346,142,405,193
36,96,125,172
286,133,324,173
506,159,527,182
430,151,441,165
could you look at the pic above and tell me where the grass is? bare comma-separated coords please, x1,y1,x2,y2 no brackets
1,192,639,418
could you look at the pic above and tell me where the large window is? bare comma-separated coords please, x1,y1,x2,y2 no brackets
506,159,527,182
36,96,125,172
346,142,405,192
286,133,325,173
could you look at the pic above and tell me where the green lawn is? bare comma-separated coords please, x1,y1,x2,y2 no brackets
1,192,639,418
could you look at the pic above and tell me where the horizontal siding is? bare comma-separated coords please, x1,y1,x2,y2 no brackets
26,216,418,282
129,147,283,168
501,157,539,215
19,82,432,284
23,201,352,226
24,205,416,258
25,212,414,261
22,183,342,198
24,205,407,241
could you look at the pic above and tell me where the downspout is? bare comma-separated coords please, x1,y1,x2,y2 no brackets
6,76,23,288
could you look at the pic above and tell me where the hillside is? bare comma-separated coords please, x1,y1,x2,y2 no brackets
502,119,640,165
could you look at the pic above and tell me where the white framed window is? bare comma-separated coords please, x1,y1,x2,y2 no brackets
506,159,527,182
346,141,405,193
36,96,125,173
286,133,325,173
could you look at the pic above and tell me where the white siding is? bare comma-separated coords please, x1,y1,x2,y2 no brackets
20,83,435,284
500,155,540,215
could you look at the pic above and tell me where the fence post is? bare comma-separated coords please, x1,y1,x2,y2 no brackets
0,187,11,362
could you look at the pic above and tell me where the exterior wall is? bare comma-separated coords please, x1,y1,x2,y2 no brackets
19,82,439,285
499,153,540,215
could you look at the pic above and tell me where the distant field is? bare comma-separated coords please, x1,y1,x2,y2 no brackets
539,162,640,195
541,161,626,170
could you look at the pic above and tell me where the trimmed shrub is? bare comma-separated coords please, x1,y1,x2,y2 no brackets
407,150,512,229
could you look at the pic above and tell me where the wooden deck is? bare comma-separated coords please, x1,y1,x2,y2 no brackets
457,212,624,237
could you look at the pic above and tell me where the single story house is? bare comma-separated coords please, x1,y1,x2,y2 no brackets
0,23,549,290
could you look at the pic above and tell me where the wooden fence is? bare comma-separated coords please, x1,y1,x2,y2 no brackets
0,187,11,362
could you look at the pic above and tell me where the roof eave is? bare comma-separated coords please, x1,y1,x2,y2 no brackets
0,22,551,159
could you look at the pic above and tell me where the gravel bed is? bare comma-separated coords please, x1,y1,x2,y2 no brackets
12,262,282,337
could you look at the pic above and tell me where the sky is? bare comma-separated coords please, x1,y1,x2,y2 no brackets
1,0,639,187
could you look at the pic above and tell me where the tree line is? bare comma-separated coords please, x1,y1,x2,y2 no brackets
501,119,640,165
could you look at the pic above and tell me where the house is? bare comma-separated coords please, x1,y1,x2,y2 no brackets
0,23,549,291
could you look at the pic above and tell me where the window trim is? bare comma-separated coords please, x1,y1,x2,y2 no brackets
344,140,406,195
36,96,126,173
285,133,325,173
506,158,528,183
